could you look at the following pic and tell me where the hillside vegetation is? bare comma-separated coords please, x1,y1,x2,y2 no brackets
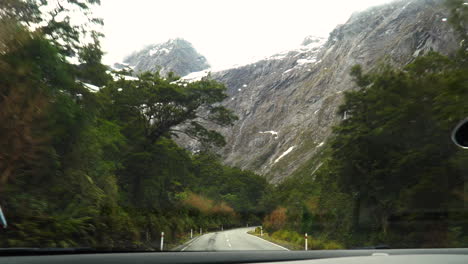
0,0,267,249
261,0,468,248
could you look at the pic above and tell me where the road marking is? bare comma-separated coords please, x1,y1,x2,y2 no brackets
247,233,290,251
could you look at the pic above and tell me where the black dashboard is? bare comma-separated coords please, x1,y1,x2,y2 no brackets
1,248,467,264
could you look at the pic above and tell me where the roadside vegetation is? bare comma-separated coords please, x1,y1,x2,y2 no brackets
261,0,468,249
249,227,343,250
1,0,467,251
0,0,267,249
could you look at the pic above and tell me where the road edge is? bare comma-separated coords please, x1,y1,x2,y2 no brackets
172,234,204,251
246,232,290,251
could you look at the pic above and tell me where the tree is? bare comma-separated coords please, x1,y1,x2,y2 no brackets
328,50,467,245
101,71,237,148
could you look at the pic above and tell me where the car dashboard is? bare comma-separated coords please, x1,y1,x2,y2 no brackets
0,248,467,264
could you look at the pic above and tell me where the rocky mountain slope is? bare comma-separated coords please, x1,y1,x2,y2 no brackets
115,38,210,77
121,0,461,183
208,0,460,182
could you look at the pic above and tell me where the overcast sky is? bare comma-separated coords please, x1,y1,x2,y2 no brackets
95,0,394,69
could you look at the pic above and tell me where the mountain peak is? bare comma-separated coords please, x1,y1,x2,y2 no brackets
117,38,210,77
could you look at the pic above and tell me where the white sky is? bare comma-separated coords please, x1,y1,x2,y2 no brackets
95,0,394,69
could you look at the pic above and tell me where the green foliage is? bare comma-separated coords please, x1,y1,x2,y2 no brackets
265,48,468,248
0,9,265,249
100,71,236,148
272,230,302,244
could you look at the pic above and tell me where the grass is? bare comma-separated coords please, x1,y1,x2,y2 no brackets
248,228,345,251
247,230,303,250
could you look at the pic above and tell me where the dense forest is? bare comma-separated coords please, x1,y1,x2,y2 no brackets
1,0,467,251
0,0,268,249
261,0,468,249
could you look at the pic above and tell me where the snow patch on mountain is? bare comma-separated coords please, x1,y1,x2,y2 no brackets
274,146,295,163
259,131,279,139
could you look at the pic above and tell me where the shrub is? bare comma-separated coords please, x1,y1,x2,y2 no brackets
264,207,287,231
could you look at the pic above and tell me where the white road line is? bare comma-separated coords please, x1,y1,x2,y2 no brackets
247,233,290,251
181,235,203,251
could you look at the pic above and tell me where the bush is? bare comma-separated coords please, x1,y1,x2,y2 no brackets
272,230,303,244
254,227,261,234
323,241,344,249
264,207,287,231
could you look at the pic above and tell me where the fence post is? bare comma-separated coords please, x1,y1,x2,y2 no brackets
160,232,165,251
305,233,308,251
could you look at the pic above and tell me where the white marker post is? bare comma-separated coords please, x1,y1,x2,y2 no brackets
160,232,165,251
0,206,7,229
200,227,202,235
190,229,193,239
305,233,308,251
221,225,223,231
260,226,263,237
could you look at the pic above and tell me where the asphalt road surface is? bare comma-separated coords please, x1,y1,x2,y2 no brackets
181,227,289,251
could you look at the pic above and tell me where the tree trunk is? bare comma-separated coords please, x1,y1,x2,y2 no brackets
352,195,361,232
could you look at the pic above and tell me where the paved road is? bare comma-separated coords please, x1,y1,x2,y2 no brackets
181,227,288,251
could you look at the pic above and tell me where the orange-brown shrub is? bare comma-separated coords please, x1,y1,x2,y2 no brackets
181,192,235,217
264,207,287,231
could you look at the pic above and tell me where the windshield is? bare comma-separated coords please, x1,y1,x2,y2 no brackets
0,0,467,252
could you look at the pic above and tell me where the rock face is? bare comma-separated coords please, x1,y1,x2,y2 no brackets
207,0,460,183
118,38,210,77
123,0,461,183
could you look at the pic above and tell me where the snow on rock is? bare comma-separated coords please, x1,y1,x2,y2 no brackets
149,46,172,56
242,84,247,87
179,69,211,83
317,142,325,148
274,146,295,163
259,131,279,139
81,82,100,92
109,71,139,81
123,75,138,81
297,58,317,65
238,36,326,66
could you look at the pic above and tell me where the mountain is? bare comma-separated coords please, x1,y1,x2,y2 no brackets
116,38,210,77
180,0,460,183
122,0,461,183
